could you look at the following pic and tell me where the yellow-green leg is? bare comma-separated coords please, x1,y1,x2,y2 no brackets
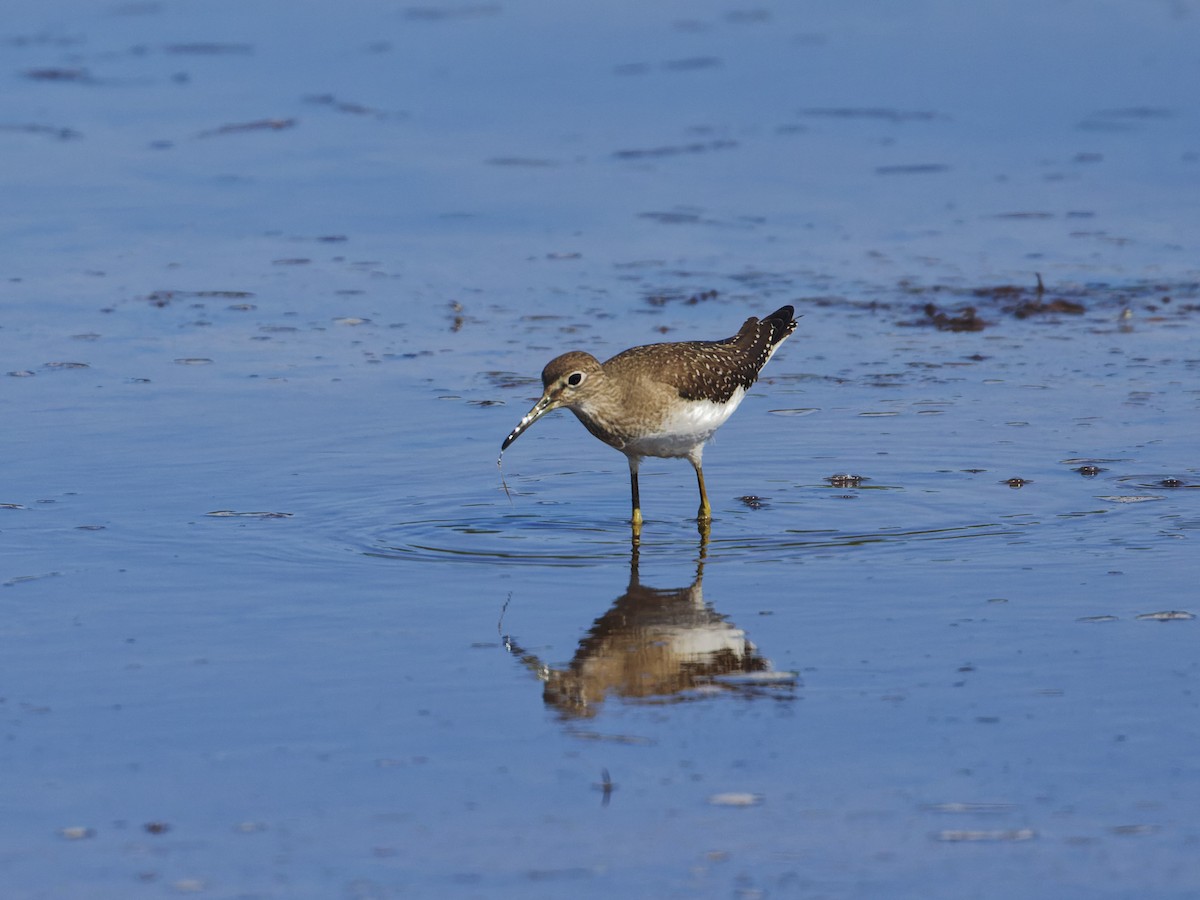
692,457,712,523
628,457,644,532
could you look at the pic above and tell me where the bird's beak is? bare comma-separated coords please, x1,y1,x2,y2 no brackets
501,391,560,450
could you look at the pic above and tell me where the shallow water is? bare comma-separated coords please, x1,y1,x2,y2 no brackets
4,1,1199,897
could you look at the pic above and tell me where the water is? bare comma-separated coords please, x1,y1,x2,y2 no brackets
3,1,1199,897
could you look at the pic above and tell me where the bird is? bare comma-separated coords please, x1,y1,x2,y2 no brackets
500,305,797,532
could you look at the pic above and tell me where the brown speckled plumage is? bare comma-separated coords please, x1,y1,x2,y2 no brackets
501,305,798,532
604,306,796,404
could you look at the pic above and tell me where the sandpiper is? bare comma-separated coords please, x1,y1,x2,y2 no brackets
501,305,797,530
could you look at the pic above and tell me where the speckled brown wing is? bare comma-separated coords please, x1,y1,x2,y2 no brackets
607,306,797,404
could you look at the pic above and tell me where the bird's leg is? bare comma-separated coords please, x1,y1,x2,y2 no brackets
628,456,643,534
690,454,712,525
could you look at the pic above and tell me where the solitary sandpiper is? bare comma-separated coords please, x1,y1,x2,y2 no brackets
501,305,797,530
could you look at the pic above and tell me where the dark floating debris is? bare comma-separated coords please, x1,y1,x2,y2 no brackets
143,289,255,307
482,371,536,390
43,361,90,369
897,274,1129,329
638,211,702,225
614,139,737,159
1007,297,1086,319
197,118,295,138
1082,107,1173,130
990,211,1054,219
798,107,942,122
644,289,718,308
485,157,558,167
875,163,950,175
164,43,253,55
304,94,403,119
918,303,987,332
826,474,866,488
205,510,294,519
974,274,1087,318
143,821,171,834
1092,107,1173,119
0,123,82,140
24,67,92,82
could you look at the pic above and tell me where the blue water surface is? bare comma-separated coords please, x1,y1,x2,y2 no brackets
3,1,1199,897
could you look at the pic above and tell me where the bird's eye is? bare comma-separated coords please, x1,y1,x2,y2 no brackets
567,372,585,387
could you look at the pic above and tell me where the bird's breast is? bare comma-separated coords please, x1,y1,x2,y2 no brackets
619,387,746,459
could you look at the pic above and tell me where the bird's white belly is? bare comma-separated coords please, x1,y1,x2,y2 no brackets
624,388,746,458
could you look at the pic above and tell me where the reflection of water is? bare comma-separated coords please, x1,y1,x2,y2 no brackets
504,543,798,719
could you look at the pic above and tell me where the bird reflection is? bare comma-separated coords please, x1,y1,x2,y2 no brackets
504,542,797,719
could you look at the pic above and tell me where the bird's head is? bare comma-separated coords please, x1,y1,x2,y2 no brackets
501,352,604,450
